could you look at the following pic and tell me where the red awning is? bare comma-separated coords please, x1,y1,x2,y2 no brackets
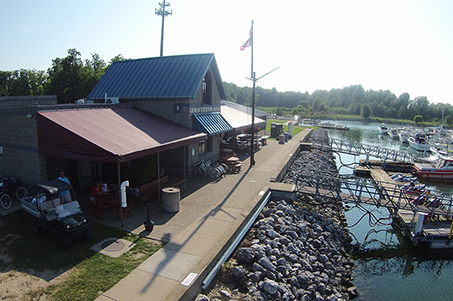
37,108,207,163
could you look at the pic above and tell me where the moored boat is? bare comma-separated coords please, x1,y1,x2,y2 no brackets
335,124,350,131
398,131,409,144
379,123,389,135
389,128,399,139
408,133,431,151
413,155,453,180
319,122,336,129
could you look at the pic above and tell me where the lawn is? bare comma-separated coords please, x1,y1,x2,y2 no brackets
265,119,315,137
0,209,161,301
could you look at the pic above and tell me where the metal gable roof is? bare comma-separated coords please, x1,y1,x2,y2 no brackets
88,53,226,100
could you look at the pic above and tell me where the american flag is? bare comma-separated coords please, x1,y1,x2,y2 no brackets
240,27,253,51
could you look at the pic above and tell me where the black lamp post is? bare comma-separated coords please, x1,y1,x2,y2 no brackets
247,67,280,168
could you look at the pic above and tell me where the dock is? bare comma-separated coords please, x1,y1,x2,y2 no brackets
359,163,453,249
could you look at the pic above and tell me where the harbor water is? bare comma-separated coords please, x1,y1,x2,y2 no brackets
323,120,453,301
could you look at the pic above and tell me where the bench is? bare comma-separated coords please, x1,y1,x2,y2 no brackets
89,199,112,220
133,175,187,205
231,163,242,173
259,135,270,145
113,204,135,220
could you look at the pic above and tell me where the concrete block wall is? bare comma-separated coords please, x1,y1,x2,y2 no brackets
0,96,57,184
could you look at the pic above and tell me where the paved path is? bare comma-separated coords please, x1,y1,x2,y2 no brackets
94,129,310,301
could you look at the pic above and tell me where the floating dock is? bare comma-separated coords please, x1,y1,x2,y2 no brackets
354,159,413,176
355,162,453,249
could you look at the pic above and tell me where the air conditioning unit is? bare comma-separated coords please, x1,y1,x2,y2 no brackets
105,97,119,104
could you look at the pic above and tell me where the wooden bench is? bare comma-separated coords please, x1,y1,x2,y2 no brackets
133,175,187,205
259,135,270,145
231,163,242,173
89,201,111,220
113,204,135,220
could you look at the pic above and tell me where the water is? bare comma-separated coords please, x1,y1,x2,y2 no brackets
323,120,453,301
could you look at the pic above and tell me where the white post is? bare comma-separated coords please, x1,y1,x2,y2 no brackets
120,180,129,208
415,212,427,235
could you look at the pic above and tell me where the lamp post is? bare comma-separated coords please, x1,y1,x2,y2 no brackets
246,67,280,168
155,0,172,57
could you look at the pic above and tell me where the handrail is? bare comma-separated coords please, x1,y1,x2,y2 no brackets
311,139,415,163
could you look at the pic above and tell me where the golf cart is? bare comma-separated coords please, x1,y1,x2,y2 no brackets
21,179,92,249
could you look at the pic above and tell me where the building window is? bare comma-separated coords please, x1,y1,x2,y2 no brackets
198,140,206,154
198,136,213,154
202,71,212,105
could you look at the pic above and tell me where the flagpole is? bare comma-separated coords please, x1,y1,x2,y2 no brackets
242,20,278,168
251,20,254,78
250,20,255,168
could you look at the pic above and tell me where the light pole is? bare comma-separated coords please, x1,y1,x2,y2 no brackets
247,67,280,168
155,1,172,57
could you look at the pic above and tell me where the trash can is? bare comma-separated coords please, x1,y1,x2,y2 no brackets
284,132,288,142
278,134,285,144
162,187,180,213
271,123,283,138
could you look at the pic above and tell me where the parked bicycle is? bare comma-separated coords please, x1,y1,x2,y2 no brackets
0,176,29,210
208,163,228,181
194,159,212,178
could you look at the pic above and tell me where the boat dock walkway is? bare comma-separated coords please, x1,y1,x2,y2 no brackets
296,165,453,218
296,159,453,249
312,139,416,163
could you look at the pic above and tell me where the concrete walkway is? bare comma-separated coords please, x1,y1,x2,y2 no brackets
95,129,310,301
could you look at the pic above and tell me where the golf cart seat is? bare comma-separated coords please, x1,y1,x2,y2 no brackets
55,201,83,220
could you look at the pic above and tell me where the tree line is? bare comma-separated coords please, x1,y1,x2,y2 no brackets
0,48,125,103
223,82,453,126
1,48,451,126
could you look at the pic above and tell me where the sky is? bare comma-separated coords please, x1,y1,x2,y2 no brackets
2,0,453,105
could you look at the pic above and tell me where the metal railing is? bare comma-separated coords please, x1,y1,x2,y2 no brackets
312,139,416,163
295,173,453,219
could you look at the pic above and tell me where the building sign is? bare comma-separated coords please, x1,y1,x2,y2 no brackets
189,106,220,114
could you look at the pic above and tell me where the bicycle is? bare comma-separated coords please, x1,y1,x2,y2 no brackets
194,159,212,178
0,176,29,210
208,163,228,181
0,178,13,210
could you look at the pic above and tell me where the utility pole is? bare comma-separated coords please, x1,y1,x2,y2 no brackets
155,0,172,57
247,67,280,168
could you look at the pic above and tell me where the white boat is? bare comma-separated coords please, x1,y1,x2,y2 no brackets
408,133,431,151
398,131,409,144
389,128,399,139
379,124,389,135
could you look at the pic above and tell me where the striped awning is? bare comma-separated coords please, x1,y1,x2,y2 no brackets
192,112,233,135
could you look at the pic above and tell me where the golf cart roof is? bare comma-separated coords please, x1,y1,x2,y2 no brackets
36,179,73,194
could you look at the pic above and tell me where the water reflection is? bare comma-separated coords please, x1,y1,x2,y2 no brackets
325,120,453,300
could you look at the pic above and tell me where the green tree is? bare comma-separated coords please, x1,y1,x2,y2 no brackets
445,115,453,127
414,115,424,124
361,103,372,118
80,52,107,97
9,69,31,96
45,48,84,103
312,96,322,112
109,54,127,65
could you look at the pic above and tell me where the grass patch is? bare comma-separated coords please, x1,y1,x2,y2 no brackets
265,119,313,137
0,210,161,301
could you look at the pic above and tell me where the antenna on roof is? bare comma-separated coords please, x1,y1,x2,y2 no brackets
155,0,172,57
